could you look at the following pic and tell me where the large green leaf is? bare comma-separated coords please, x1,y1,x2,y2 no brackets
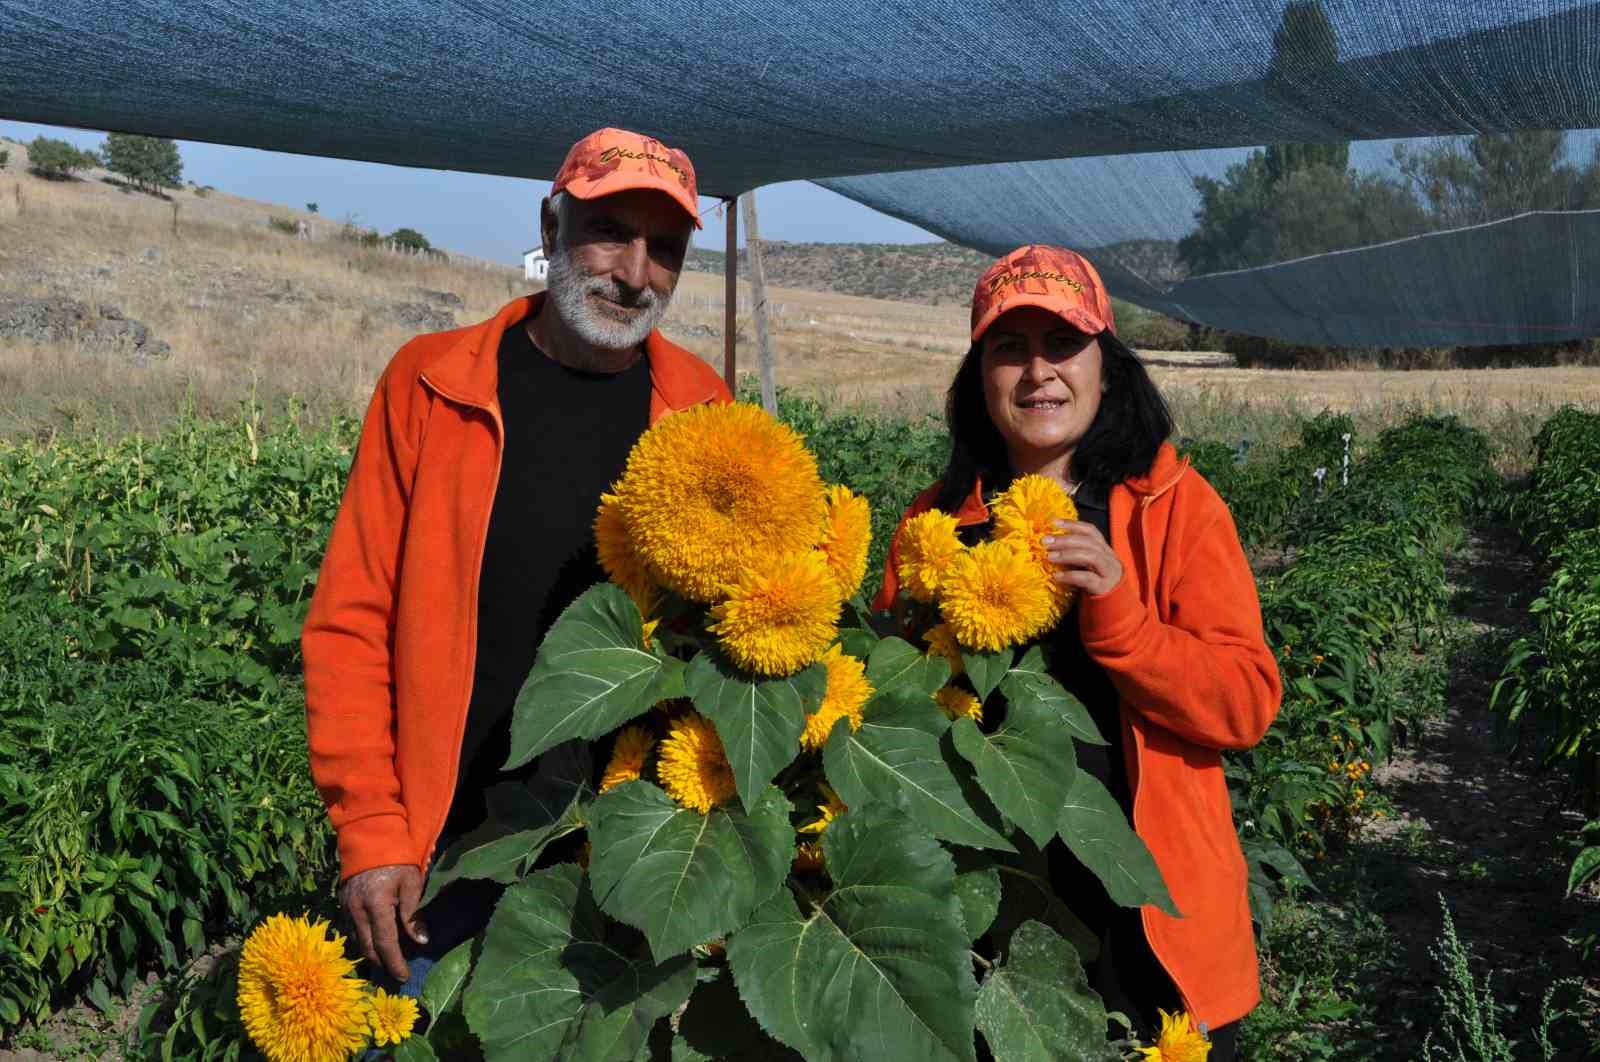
588,781,791,962
1569,844,1600,897
391,1038,441,1062
422,745,593,906
685,652,824,812
506,584,671,770
975,921,1111,1062
952,852,1002,942
961,646,1012,702
1000,646,1106,746
463,864,696,1062
1056,773,1178,916
823,691,1014,852
727,809,978,1062
419,938,474,1022
866,636,951,699
950,696,1077,848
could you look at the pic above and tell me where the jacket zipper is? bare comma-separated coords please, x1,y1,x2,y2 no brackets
417,371,503,872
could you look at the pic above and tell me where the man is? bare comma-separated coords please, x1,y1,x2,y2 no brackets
302,127,729,994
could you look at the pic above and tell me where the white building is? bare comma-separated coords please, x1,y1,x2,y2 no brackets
523,247,548,283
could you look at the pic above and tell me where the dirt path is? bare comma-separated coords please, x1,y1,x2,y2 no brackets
1353,524,1599,1056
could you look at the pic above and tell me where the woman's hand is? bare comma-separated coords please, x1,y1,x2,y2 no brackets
1042,520,1123,597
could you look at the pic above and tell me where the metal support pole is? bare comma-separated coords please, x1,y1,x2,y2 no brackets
722,198,738,395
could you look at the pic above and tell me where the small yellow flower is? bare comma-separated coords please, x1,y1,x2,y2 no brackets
641,617,660,651
922,622,965,677
236,914,370,1062
1137,1009,1212,1061
1312,653,1326,666
367,988,418,1048
800,645,873,750
657,712,738,813
600,726,656,793
895,510,966,603
798,784,847,835
709,550,842,677
819,484,872,598
935,686,983,725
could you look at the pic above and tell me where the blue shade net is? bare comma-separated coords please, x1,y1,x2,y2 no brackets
3,0,1600,347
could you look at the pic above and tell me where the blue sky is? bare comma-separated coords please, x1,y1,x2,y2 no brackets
1,121,938,264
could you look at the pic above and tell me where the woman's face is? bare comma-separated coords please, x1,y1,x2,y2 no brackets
979,306,1105,471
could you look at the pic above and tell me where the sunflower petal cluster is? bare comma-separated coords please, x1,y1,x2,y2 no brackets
657,711,738,813
594,491,657,618
922,622,965,676
611,403,827,605
600,403,854,677
991,473,1076,615
1137,1009,1212,1061
937,539,1059,652
798,784,847,834
935,686,983,724
819,484,872,598
600,725,656,792
236,914,372,1062
895,510,965,603
709,550,843,677
800,645,874,750
367,989,418,1048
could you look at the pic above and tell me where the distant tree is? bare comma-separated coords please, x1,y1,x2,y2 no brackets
27,136,97,179
1178,153,1276,275
306,202,319,213
1394,130,1592,229
102,133,183,195
0,149,9,169
1264,0,1350,185
387,227,431,252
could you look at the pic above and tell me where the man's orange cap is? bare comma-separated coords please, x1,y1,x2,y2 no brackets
970,245,1116,342
551,127,701,229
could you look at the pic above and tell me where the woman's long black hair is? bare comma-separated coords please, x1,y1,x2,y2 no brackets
933,328,1174,515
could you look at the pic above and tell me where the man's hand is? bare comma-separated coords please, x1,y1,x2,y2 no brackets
1043,520,1124,598
338,864,429,981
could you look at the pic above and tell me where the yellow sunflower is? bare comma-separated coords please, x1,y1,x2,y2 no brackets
895,509,966,603
709,550,842,677
923,622,965,677
991,474,1077,564
819,484,872,598
938,539,1059,652
366,988,418,1048
800,644,873,750
798,784,848,834
594,491,657,617
600,725,656,793
1137,1010,1212,1062
935,685,983,724
613,403,826,603
236,913,371,1062
657,712,738,813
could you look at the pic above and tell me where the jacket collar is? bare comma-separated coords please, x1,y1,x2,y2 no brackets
948,441,1189,525
418,293,718,413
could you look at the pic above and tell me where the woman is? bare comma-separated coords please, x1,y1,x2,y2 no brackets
874,245,1281,1057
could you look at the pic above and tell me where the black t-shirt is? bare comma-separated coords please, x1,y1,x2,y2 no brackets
444,320,652,838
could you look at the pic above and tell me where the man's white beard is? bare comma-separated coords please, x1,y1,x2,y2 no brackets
545,241,672,352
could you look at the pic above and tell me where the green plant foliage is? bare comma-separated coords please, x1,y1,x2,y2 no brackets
951,697,1078,848
727,809,978,1062
974,921,1111,1062
102,133,182,194
685,653,824,810
26,135,97,179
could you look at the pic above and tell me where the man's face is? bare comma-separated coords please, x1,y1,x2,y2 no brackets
543,189,692,351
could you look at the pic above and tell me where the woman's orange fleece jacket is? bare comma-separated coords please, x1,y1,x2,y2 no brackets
301,295,730,885
873,442,1282,1031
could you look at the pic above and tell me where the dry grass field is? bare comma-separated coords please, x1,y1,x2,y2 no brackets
2,145,1596,467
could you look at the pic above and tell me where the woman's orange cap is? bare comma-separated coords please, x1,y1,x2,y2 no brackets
971,245,1116,341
